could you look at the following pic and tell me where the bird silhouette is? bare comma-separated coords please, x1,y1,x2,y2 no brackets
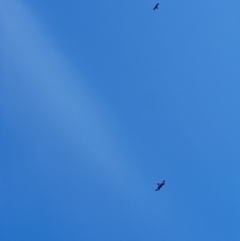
153,3,159,10
155,180,165,191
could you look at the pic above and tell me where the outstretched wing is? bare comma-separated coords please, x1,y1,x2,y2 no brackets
155,184,160,191
153,3,159,10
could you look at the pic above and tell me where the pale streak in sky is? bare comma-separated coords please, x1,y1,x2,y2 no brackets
0,0,154,208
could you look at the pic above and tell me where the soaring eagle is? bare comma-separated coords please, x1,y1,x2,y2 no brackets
155,180,165,191
153,3,159,10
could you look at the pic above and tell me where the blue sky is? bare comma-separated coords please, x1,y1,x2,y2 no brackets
1,0,239,240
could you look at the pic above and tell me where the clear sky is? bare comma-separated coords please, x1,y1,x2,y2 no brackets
1,0,239,240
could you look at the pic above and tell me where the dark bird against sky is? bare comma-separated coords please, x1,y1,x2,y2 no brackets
155,180,165,191
153,3,159,10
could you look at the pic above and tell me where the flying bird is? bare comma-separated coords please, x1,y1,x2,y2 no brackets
155,180,165,191
153,3,159,10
